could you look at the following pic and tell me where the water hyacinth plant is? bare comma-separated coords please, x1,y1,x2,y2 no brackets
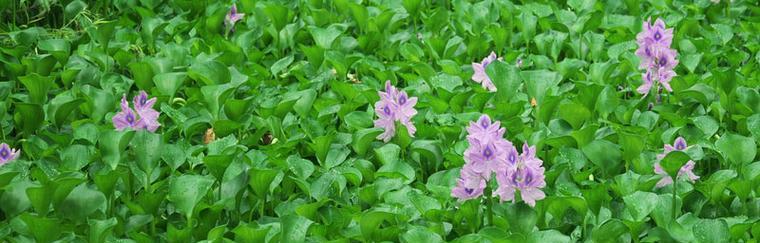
453,115,546,227
373,81,417,142
112,91,161,132
635,18,679,98
654,137,700,187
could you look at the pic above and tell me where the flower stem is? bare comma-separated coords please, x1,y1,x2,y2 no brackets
486,185,494,226
671,180,678,220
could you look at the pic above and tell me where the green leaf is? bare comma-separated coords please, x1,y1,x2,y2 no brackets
486,61,522,102
582,140,622,177
59,144,94,171
20,213,62,243
692,116,719,138
168,175,215,220
308,24,346,49
58,184,107,221
660,151,691,178
401,227,444,243
747,114,760,141
153,72,186,97
431,73,464,93
89,218,118,243
592,219,628,243
281,215,313,243
622,191,658,222
15,103,44,136
248,168,280,199
324,146,350,169
715,133,757,166
374,143,401,165
352,128,383,155
693,219,730,243
558,100,591,129
128,61,155,90
131,131,163,174
287,155,315,179
18,73,54,104
270,55,294,76
188,60,230,85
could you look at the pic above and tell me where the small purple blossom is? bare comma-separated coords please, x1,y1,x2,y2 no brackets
472,52,498,92
466,115,507,146
224,4,245,32
373,81,417,142
113,91,161,132
495,143,546,207
0,143,20,165
464,138,509,178
451,167,487,201
654,137,699,188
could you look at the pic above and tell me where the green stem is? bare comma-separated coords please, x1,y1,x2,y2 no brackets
486,185,494,226
671,180,678,220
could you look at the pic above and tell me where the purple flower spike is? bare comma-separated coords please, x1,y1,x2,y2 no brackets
113,91,161,132
635,18,678,98
472,52,498,92
225,4,245,32
654,137,699,188
373,81,417,142
0,143,20,165
495,143,546,207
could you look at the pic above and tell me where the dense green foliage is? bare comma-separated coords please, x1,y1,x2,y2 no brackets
1,0,760,242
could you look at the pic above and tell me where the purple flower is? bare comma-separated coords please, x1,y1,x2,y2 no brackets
635,18,678,97
112,96,139,131
112,91,161,132
636,18,673,49
374,97,397,142
495,143,546,207
654,137,699,188
373,81,417,142
472,52,498,92
0,143,20,165
464,138,509,178
466,115,506,146
224,4,245,32
451,167,487,201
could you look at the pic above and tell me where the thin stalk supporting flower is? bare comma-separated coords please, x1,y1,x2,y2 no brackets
373,81,417,142
635,18,678,99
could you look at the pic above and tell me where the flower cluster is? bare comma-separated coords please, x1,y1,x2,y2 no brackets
373,81,417,142
635,18,679,96
112,91,161,132
471,52,499,92
451,115,546,207
0,143,20,165
654,137,699,188
224,4,245,32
